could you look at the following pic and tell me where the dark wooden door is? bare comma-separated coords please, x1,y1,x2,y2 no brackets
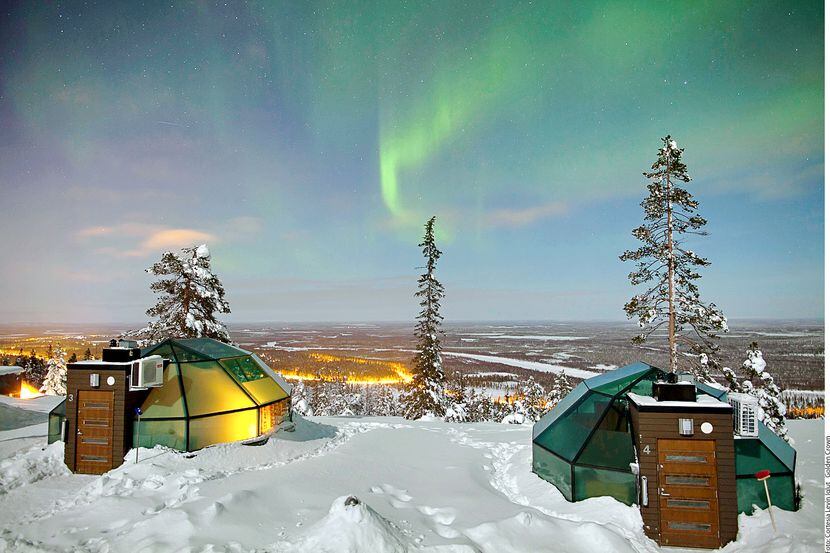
657,439,720,549
75,390,114,474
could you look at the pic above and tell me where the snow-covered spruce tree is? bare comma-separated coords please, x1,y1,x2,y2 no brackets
24,350,46,387
519,376,549,422
547,370,572,408
41,345,67,396
464,389,498,422
445,373,470,422
723,342,790,443
135,244,231,343
501,391,527,424
402,216,448,420
620,135,728,375
374,385,401,417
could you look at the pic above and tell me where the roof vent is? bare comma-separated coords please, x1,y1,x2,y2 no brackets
102,338,142,362
653,381,696,402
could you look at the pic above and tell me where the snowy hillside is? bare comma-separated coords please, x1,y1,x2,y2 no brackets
0,414,822,552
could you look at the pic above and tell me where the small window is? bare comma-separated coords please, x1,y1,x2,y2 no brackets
668,522,711,532
667,499,710,509
83,420,110,427
81,437,109,445
83,402,109,409
666,475,709,486
666,454,707,463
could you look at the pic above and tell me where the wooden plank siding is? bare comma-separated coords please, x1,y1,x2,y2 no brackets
65,364,150,474
631,403,738,548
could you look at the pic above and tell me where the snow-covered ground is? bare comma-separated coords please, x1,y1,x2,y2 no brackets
0,409,822,552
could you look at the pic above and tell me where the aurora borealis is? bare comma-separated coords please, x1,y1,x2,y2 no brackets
0,1,823,322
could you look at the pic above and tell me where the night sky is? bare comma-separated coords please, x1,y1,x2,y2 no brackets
0,1,823,323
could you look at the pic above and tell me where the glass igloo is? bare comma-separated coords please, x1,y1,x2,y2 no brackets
532,362,797,513
136,338,292,451
532,362,667,504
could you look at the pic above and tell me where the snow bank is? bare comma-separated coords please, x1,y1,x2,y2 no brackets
0,441,69,494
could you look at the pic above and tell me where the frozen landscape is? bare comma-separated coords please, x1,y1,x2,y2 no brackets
0,394,822,553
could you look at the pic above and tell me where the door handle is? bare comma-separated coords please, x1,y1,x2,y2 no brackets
659,489,670,497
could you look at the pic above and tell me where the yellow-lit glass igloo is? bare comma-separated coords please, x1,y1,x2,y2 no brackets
136,338,292,451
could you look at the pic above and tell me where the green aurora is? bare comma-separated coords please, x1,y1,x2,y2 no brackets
0,1,823,321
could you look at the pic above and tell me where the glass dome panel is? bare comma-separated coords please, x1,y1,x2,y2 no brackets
534,391,611,462
140,362,185,418
179,360,256,416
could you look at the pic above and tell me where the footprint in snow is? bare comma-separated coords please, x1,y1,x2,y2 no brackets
416,505,456,525
370,483,413,503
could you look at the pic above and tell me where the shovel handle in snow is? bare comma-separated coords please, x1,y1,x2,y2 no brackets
755,470,777,532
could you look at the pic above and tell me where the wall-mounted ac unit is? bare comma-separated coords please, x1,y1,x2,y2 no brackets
130,355,164,390
728,392,759,437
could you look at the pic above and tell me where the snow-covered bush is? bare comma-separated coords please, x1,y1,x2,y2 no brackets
723,342,790,444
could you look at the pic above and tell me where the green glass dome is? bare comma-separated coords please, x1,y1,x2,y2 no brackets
532,362,667,504
532,362,797,513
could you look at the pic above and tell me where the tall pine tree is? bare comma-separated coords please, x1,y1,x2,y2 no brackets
620,135,728,375
133,244,232,343
402,216,447,419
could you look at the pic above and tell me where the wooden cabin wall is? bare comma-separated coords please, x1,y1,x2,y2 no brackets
631,407,737,548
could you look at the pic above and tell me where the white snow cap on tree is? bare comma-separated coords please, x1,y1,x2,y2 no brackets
41,345,67,396
743,346,767,376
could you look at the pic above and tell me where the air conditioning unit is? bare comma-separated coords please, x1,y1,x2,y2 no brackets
728,392,759,437
129,355,164,390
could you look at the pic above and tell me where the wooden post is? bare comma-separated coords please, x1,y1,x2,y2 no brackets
664,137,677,373
135,407,142,464
755,469,777,532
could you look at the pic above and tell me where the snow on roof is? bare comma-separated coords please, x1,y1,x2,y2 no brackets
0,366,24,376
627,392,730,409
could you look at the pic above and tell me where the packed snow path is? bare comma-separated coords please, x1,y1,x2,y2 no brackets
0,417,822,552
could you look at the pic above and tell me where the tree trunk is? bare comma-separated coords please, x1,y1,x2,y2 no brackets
665,138,678,373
